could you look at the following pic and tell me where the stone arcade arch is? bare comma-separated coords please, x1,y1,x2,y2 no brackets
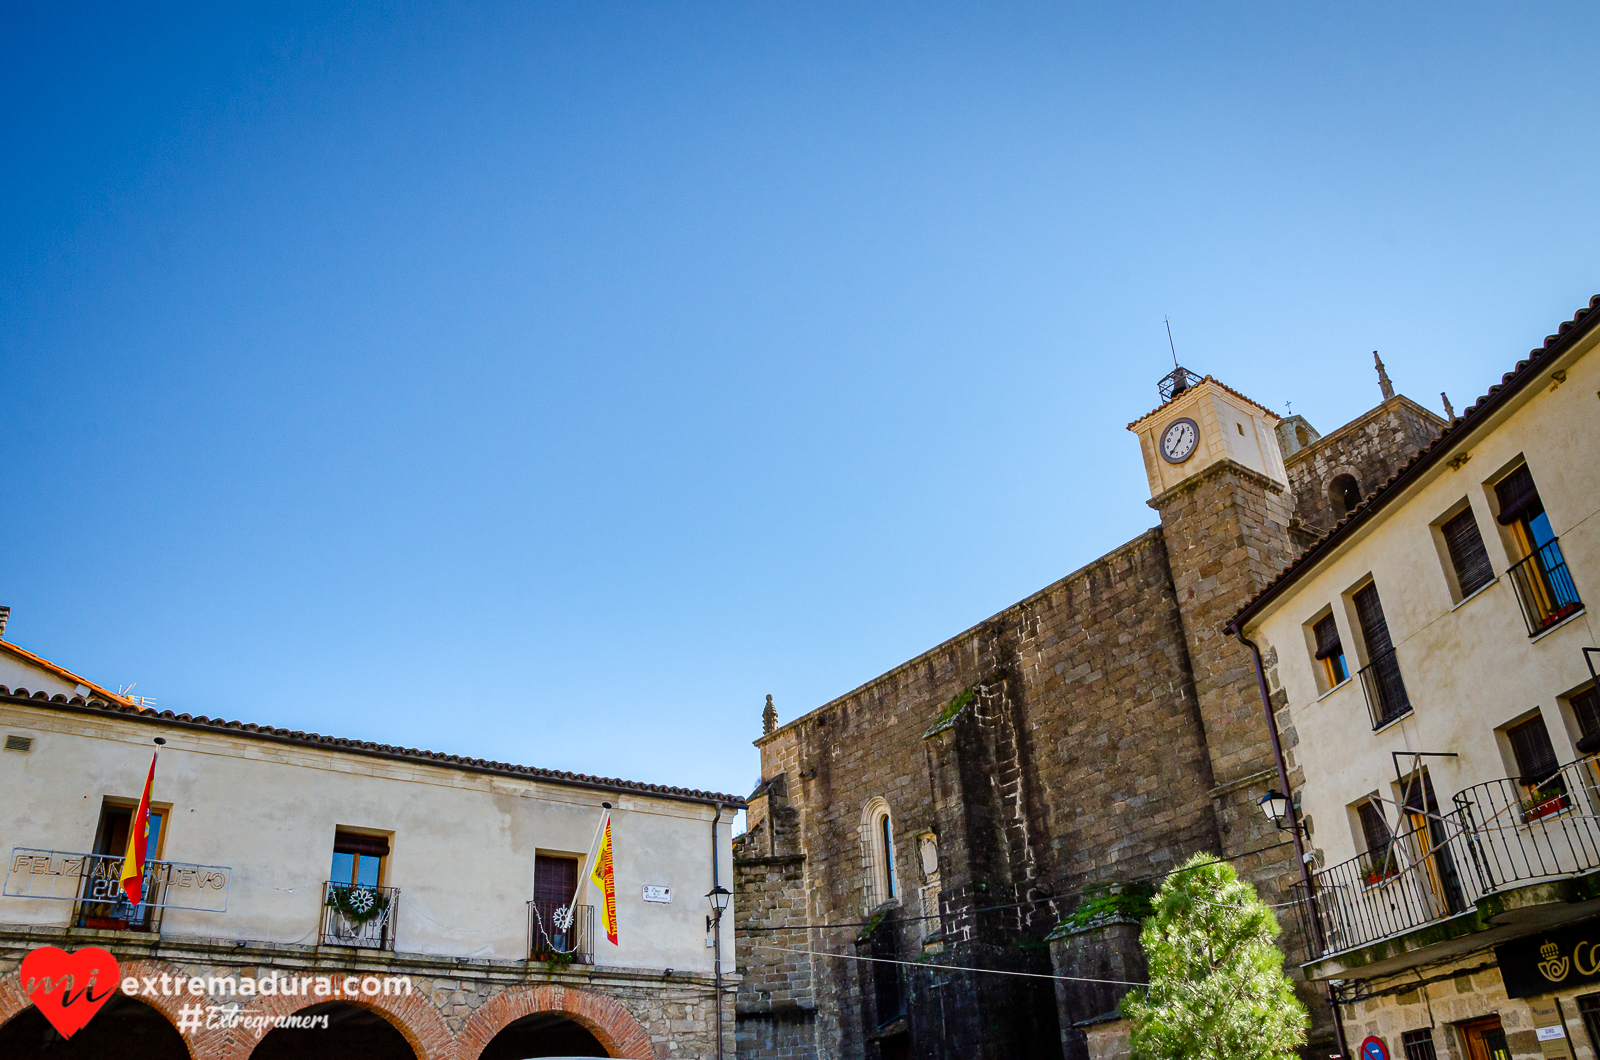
216,987,451,1060
0,992,191,1060
249,1001,418,1060
458,985,653,1060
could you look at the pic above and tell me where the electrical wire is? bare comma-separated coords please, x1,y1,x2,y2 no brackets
739,838,1296,933
749,944,1147,987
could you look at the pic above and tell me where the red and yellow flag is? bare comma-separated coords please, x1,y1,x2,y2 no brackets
119,752,157,905
588,812,618,945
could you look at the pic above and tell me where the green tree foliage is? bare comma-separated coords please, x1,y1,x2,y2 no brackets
1122,853,1308,1060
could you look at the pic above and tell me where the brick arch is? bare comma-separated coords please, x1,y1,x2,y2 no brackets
458,984,653,1060
0,957,197,1059
207,979,452,1060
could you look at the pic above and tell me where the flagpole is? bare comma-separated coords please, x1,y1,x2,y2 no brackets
569,802,612,913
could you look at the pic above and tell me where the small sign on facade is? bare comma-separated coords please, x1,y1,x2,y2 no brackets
642,885,671,904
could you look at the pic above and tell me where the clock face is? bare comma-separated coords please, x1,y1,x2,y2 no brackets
1160,417,1200,464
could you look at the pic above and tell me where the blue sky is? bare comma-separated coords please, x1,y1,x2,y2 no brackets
3,3,1596,802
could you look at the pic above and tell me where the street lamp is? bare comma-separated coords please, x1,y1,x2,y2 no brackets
1257,790,1291,829
705,882,732,1060
705,885,731,933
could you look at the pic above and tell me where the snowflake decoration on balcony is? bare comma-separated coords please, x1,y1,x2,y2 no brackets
553,904,574,930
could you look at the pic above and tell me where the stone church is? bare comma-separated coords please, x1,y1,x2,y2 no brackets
732,357,1447,1060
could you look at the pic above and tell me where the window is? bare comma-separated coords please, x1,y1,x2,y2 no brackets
1505,712,1568,819
331,830,388,888
880,813,897,900
1440,507,1495,598
1295,425,1310,447
1571,686,1600,740
80,800,166,931
1312,614,1347,687
1401,1028,1437,1060
1332,474,1362,515
532,854,583,959
862,799,898,907
1578,993,1600,1056
1495,463,1583,634
1356,798,1395,883
1353,582,1409,726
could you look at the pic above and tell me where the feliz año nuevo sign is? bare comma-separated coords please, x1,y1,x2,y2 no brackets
1496,917,1600,999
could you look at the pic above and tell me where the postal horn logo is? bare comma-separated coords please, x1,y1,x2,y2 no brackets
20,946,121,1039
1539,940,1571,983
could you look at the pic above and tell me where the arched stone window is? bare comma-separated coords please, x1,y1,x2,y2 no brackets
1331,474,1362,515
1295,424,1310,447
861,798,898,907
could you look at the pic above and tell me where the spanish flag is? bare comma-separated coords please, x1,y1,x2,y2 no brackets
588,812,618,945
119,752,157,906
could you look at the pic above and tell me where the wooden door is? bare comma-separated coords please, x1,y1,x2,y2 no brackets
1459,1016,1511,1060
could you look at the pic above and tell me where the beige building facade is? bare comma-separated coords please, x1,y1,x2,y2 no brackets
1231,294,1600,1059
0,635,743,1060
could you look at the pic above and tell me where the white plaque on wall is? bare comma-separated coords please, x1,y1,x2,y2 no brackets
642,885,672,903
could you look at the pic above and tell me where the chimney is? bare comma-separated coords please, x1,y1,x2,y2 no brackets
0,606,9,639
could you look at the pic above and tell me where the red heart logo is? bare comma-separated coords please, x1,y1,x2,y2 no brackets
20,946,120,1039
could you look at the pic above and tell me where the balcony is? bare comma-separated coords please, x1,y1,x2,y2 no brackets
1297,755,1600,967
527,899,594,964
322,881,399,949
1507,537,1584,635
4,849,230,931
1357,646,1411,729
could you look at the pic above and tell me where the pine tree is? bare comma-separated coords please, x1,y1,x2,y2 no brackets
1122,852,1308,1060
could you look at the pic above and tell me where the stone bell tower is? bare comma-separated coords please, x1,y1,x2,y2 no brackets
1127,366,1300,867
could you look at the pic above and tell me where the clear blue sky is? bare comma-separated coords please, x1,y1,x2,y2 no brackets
3,3,1596,802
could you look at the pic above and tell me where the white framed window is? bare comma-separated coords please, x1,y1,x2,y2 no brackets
861,798,898,907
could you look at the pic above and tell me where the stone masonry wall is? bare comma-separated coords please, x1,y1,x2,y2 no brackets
738,528,1224,1060
1285,397,1446,537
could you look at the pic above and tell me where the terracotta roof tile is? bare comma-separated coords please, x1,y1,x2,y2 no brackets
0,692,744,808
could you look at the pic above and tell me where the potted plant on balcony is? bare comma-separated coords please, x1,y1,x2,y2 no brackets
1362,853,1400,887
1522,783,1570,821
326,884,389,925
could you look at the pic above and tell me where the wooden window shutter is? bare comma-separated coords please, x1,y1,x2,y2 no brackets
333,831,390,857
1572,687,1600,739
1495,465,1542,525
1507,715,1559,783
1353,583,1394,658
1312,615,1343,660
1357,800,1392,855
1441,508,1495,597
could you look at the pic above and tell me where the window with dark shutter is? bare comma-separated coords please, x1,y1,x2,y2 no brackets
1353,583,1393,658
1495,464,1543,526
1441,507,1495,597
1572,687,1600,739
1506,715,1559,785
333,831,390,857
1357,800,1392,861
1312,614,1347,685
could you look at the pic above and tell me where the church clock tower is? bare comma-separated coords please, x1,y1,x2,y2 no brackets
1128,365,1299,861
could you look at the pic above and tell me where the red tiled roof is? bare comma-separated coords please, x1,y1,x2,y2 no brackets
0,691,745,808
0,640,133,706
1126,375,1279,431
1226,294,1600,634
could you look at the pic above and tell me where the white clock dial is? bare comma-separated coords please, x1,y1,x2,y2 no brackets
1160,418,1199,464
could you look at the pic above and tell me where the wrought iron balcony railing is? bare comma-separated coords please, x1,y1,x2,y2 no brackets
4,849,231,933
322,882,399,950
1298,756,1600,959
527,899,594,964
1358,646,1411,729
1507,538,1583,635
